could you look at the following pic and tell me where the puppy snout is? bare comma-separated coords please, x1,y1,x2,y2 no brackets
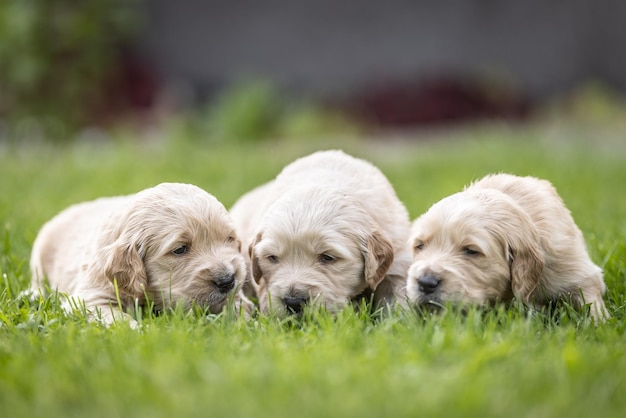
417,275,441,294
283,296,309,314
213,274,235,294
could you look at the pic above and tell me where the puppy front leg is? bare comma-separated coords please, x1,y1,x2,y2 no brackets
557,281,610,324
584,295,610,324
91,305,140,329
71,287,140,328
232,291,256,319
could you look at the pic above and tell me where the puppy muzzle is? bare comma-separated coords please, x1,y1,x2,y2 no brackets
417,274,441,294
415,274,445,308
282,295,309,315
213,273,236,294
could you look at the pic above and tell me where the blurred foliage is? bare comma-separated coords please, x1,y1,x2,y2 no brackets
0,0,140,140
540,81,626,143
179,80,359,143
206,81,282,142
565,82,626,121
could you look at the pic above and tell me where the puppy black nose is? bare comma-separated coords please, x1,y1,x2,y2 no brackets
417,275,440,294
213,274,235,293
283,296,308,314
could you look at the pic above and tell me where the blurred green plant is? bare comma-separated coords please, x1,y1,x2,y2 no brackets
206,81,282,142
178,80,359,143
567,82,626,121
0,0,139,140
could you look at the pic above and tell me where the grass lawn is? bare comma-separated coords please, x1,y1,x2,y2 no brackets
1,115,625,418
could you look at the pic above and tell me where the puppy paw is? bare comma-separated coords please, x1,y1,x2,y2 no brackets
235,295,257,320
92,306,141,329
17,288,43,303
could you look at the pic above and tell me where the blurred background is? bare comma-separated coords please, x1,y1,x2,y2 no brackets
2,0,626,142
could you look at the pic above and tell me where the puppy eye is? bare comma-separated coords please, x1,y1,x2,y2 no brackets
226,236,236,243
172,245,188,255
463,247,480,256
318,253,336,264
267,255,279,264
415,243,424,252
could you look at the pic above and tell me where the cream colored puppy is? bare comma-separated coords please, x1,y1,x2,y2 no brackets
230,150,412,316
408,173,608,321
29,183,253,326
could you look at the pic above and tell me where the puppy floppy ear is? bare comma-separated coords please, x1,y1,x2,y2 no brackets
101,239,148,299
506,227,544,303
362,229,394,289
249,232,263,284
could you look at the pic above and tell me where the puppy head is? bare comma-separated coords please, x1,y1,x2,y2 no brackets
407,189,544,309
250,188,394,316
97,183,246,313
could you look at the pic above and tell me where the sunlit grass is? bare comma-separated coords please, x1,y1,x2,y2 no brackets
1,114,625,418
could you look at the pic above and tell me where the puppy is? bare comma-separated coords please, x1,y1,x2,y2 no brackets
230,150,412,316
407,173,609,322
29,182,253,326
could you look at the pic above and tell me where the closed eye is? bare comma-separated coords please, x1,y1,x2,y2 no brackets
414,242,424,252
266,255,279,264
172,245,189,255
462,247,481,256
318,253,336,264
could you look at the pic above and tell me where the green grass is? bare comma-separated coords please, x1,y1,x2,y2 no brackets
1,116,626,418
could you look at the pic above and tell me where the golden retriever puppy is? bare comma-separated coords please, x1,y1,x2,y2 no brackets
29,183,253,326
407,173,609,322
230,150,412,316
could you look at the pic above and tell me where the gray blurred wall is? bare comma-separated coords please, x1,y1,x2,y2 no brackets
134,0,626,101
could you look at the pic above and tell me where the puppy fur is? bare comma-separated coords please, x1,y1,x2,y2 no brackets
29,182,253,326
407,173,609,321
230,150,412,316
